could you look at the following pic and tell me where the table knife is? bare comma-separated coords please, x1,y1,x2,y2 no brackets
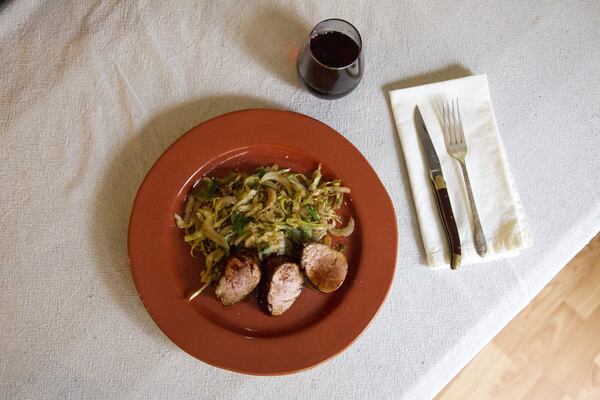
414,106,462,269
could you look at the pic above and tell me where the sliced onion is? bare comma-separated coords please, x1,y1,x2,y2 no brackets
205,248,225,269
232,189,257,210
216,196,237,212
309,166,322,191
260,172,291,193
331,187,351,193
263,188,277,209
183,196,195,221
289,176,307,192
244,176,260,188
174,213,193,229
201,219,229,250
329,217,355,237
184,230,205,242
188,282,210,302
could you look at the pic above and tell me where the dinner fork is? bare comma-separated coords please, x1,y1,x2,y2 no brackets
442,99,488,257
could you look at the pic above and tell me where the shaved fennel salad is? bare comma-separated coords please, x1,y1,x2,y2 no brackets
174,164,355,293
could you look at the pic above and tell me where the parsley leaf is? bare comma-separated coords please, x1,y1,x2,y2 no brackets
231,213,252,234
307,206,320,222
192,179,217,202
254,167,266,179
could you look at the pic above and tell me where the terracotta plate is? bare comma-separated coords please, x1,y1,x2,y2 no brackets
128,109,397,375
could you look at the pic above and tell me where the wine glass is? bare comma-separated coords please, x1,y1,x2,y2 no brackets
296,19,364,99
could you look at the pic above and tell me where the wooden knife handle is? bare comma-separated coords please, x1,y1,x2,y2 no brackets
431,174,462,269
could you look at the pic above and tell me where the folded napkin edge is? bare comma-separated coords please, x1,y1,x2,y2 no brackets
425,242,532,268
388,74,488,101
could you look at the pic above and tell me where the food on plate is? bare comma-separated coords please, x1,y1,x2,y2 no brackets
260,256,304,316
301,243,348,293
213,252,261,306
176,164,355,314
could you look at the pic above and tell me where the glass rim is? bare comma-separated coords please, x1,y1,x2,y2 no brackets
307,18,362,71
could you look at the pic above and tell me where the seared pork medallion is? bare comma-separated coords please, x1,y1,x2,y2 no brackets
261,256,304,316
301,243,348,293
214,253,261,306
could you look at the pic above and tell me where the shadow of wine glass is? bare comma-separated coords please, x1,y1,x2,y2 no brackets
241,5,311,89
382,64,473,267
92,95,281,342
0,0,13,12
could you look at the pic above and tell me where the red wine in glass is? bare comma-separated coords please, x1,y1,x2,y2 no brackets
297,19,364,99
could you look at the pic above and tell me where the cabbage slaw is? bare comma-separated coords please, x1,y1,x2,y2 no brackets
175,164,354,294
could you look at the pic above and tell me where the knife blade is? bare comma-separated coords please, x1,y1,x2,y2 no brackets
414,105,462,269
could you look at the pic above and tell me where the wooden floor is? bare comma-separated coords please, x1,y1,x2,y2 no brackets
436,233,600,400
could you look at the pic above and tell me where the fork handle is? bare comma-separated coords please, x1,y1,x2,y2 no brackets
458,160,488,257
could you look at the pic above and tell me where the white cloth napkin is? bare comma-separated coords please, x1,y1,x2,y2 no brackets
389,74,532,268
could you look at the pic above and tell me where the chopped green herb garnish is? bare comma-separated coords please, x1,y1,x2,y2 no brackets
307,206,320,222
254,167,267,179
231,212,252,234
192,178,217,201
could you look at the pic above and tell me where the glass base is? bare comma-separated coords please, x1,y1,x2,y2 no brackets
298,75,359,100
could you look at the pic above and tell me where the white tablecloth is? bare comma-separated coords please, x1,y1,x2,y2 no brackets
1,1,599,399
